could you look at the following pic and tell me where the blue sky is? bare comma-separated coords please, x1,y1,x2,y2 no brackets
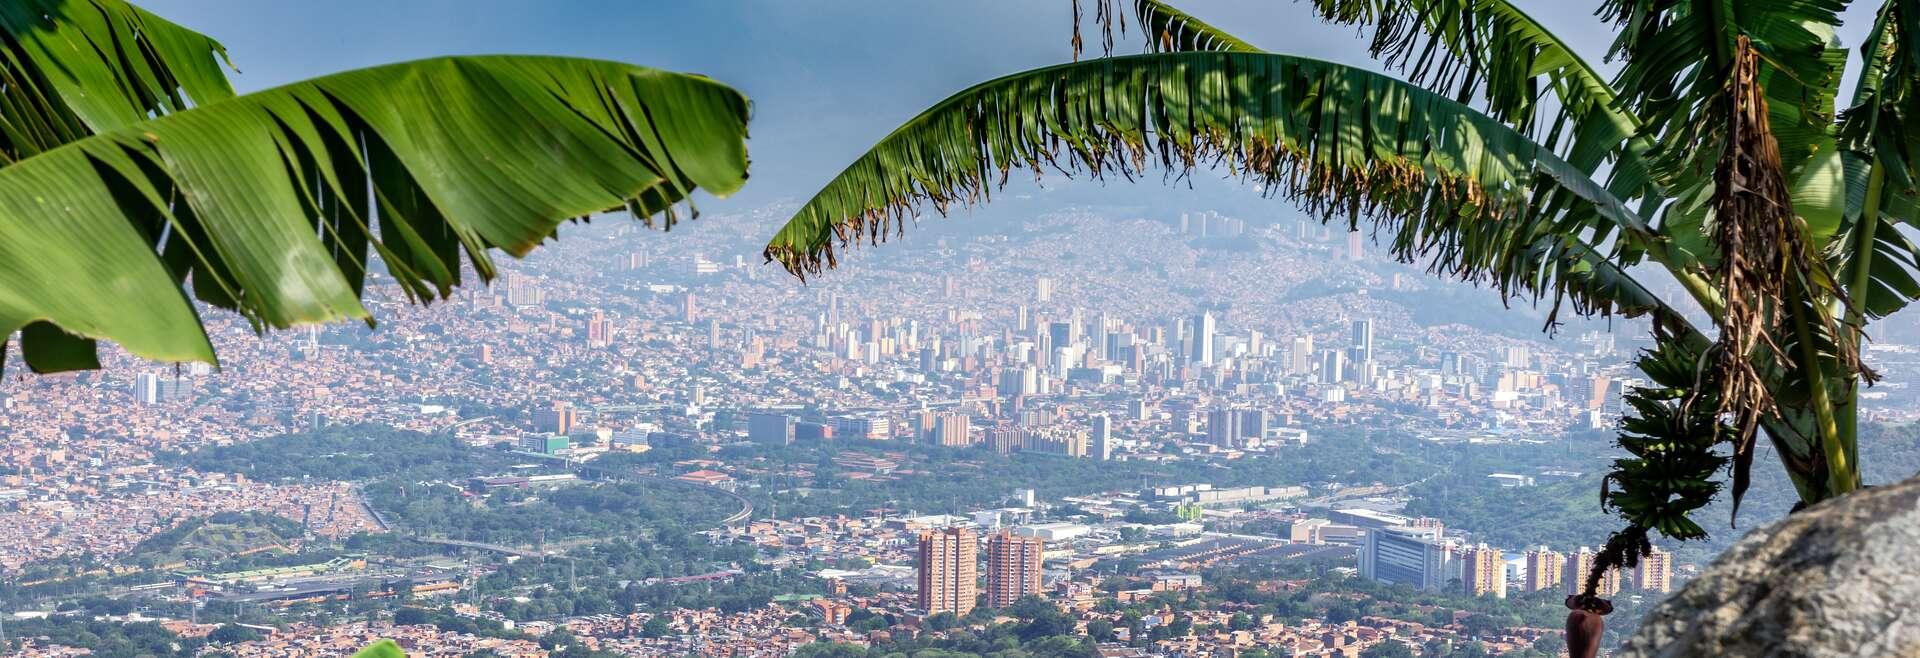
139,1,1877,210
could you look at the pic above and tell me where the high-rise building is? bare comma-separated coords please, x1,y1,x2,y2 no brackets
1522,546,1565,592
932,413,972,447
1289,336,1314,375
681,291,698,324
998,366,1037,398
1634,546,1673,593
917,527,978,616
586,309,611,347
1237,409,1268,443
1345,229,1365,261
503,270,543,306
1350,319,1374,363
132,373,162,405
1320,349,1347,383
1359,527,1452,591
747,412,795,445
1461,544,1507,598
1035,277,1054,302
1048,322,1076,353
1192,312,1216,367
986,532,1045,608
533,401,578,435
1205,408,1241,448
1564,546,1623,596
1021,428,1087,457
1089,414,1113,461
988,428,1023,455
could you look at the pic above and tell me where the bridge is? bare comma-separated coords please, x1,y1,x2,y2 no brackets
410,537,548,559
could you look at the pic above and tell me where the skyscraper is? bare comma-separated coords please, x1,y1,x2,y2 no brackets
1289,336,1314,375
918,527,978,616
1320,349,1346,383
681,291,698,324
1461,544,1507,598
1035,277,1053,302
1522,546,1565,592
1634,546,1673,593
1192,311,1216,367
1090,414,1113,461
986,532,1045,608
1350,319,1374,363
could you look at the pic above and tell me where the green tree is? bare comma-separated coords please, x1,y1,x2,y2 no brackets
0,0,750,376
765,0,1919,587
924,611,961,631
207,624,262,645
1086,618,1116,643
641,616,672,638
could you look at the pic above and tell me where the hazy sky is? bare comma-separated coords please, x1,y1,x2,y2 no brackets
138,1,1878,211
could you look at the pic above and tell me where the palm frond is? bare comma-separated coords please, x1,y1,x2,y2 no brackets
1601,0,1846,197
1297,0,1648,181
1836,1,1920,320
0,56,749,373
766,52,1662,327
0,0,234,162
1074,0,1261,56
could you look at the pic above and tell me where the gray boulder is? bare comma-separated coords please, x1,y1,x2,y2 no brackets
1620,474,1920,657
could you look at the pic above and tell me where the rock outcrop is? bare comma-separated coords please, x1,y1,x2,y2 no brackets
1620,474,1920,656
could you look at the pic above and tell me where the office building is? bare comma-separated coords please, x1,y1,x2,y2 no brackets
1321,349,1346,383
1350,318,1374,363
1192,311,1216,367
1288,336,1314,375
1522,546,1565,592
917,527,978,616
1090,414,1113,461
521,434,569,455
132,372,193,405
1635,546,1673,593
1359,527,1452,591
747,412,795,445
1462,544,1507,598
986,532,1045,608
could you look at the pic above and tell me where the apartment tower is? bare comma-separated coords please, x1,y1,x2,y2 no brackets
917,527,978,616
986,532,1045,608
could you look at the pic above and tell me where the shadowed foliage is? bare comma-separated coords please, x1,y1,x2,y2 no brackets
0,0,752,375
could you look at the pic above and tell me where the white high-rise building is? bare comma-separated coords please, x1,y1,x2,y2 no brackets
1192,311,1216,367
1090,414,1113,461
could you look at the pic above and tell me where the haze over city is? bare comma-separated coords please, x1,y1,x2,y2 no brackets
3,2,1919,658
